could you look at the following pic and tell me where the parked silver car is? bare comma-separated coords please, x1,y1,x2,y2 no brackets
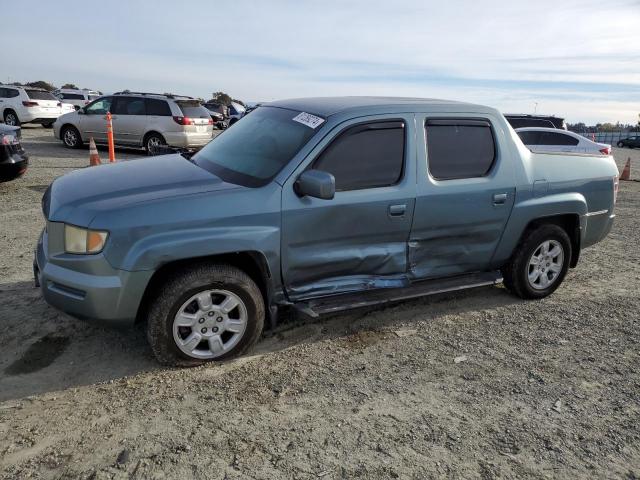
53,91,214,153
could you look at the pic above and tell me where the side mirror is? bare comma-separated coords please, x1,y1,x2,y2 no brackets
295,170,335,200
77,108,85,115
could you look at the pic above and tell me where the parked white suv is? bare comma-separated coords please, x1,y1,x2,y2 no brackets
53,88,101,110
53,91,214,152
0,85,68,127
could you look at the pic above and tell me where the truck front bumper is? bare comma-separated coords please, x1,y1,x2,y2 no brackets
34,228,153,327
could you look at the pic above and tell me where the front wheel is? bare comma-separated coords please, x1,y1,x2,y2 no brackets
146,264,265,366
502,224,571,299
61,125,83,149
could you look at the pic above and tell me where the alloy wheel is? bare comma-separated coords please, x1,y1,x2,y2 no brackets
527,240,564,290
172,289,248,359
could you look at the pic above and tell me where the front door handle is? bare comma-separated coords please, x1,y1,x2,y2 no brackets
388,204,406,216
493,193,508,205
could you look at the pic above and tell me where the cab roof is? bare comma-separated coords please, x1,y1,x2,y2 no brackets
266,96,495,118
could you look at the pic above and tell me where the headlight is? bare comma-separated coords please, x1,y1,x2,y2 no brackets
64,224,109,254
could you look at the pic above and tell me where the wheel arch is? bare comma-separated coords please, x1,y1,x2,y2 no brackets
520,214,581,268
143,130,166,146
135,251,273,324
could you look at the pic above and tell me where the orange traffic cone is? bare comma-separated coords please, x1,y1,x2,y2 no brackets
620,157,631,181
89,137,101,167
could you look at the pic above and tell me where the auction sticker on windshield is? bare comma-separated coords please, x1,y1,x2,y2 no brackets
292,112,325,129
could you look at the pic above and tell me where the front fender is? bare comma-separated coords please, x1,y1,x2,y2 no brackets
491,192,587,267
117,225,281,274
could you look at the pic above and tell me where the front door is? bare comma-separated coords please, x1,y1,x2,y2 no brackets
79,96,112,144
281,115,416,300
409,115,516,279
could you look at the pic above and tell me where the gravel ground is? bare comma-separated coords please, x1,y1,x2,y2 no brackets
1,127,639,479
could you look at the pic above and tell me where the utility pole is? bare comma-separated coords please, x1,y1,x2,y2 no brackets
534,102,538,114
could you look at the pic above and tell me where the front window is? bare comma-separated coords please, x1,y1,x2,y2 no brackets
85,97,112,115
193,106,321,187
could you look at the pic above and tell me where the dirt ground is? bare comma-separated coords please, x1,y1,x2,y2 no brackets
1,127,639,479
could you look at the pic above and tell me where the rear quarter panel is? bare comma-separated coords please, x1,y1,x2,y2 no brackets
492,129,618,266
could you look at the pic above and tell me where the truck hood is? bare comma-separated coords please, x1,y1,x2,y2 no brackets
43,154,242,225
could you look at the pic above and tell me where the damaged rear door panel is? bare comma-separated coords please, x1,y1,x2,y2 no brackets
409,114,516,279
281,114,417,300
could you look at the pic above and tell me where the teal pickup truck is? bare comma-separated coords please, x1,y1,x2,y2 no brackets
35,97,619,366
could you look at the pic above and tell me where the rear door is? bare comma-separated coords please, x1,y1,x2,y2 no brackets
409,115,516,279
281,114,416,300
110,96,147,145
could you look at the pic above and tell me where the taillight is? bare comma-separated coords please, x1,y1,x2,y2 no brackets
173,116,194,125
1,135,17,145
613,176,619,204
22,101,38,107
207,118,213,125
599,147,611,155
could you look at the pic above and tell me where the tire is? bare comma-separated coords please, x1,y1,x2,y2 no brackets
42,122,54,129
4,110,20,127
144,132,166,155
228,118,237,127
61,125,83,149
502,224,572,300
146,264,265,367
617,141,624,148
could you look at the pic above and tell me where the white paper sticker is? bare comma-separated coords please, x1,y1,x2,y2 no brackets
292,112,325,129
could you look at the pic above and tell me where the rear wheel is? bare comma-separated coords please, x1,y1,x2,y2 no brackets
144,132,166,155
42,122,54,129
4,110,19,127
617,141,625,148
146,264,265,366
502,224,571,299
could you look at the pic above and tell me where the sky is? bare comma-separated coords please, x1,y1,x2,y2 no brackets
2,0,639,124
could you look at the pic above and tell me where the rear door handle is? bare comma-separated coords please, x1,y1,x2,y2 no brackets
493,193,508,205
388,204,406,216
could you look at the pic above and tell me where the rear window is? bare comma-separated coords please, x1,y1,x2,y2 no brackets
146,98,172,116
60,93,84,100
26,90,58,101
426,119,496,180
539,132,579,146
177,101,210,118
508,118,555,129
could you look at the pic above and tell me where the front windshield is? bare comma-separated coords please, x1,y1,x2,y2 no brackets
193,106,321,187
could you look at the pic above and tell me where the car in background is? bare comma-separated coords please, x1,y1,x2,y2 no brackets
516,127,611,155
202,103,227,129
53,88,101,110
617,135,640,148
0,123,28,182
0,85,67,127
227,101,246,126
53,91,214,153
505,114,567,130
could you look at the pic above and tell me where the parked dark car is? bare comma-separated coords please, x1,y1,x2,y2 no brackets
0,124,28,182
203,103,227,129
617,135,640,148
505,114,567,130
